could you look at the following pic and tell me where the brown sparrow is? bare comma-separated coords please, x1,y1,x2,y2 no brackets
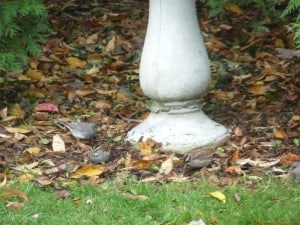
184,147,215,168
89,145,111,164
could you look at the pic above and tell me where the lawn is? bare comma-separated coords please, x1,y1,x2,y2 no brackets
1,177,299,225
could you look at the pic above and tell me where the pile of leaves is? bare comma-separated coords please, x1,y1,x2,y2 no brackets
0,0,299,191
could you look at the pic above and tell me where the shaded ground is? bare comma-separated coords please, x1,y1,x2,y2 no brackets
0,0,299,186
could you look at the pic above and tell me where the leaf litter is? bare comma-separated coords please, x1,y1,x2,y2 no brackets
0,0,299,201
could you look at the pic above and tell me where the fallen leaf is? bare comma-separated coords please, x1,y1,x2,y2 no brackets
25,69,44,81
65,57,86,68
6,201,23,210
187,219,206,225
237,158,280,168
5,126,32,134
12,162,39,171
70,165,105,179
225,165,244,175
273,128,287,139
233,193,241,202
75,88,95,97
248,82,268,96
279,153,300,165
105,35,116,52
0,175,7,187
37,177,53,186
18,174,35,183
224,2,243,15
52,134,66,152
131,159,154,170
35,103,59,112
228,149,239,163
291,115,300,121
208,191,226,203
24,147,41,155
159,154,174,175
1,189,29,202
138,138,156,156
9,104,25,119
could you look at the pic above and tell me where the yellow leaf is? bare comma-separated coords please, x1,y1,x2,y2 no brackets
138,138,156,156
25,69,44,81
9,104,25,119
292,115,300,121
5,126,32,134
65,57,86,69
274,128,287,139
248,82,267,96
70,165,105,179
18,174,35,183
24,147,41,155
18,75,31,81
131,159,154,170
274,38,285,48
209,191,226,203
95,100,112,109
224,2,243,15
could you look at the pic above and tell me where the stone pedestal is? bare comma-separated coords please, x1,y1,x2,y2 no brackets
127,0,230,154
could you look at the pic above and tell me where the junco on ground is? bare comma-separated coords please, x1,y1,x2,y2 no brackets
54,119,98,139
291,162,300,179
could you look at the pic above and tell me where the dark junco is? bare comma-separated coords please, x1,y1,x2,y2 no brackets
291,162,300,179
54,119,98,139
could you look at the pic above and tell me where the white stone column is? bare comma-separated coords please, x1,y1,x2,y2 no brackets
127,0,230,154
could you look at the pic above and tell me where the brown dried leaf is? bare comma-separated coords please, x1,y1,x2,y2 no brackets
75,88,95,97
280,153,300,165
248,82,268,96
105,36,116,52
159,154,174,175
65,57,86,69
0,175,7,187
225,166,244,175
6,201,23,210
1,189,29,202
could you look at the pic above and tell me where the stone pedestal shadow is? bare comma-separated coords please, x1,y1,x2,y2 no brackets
127,0,230,154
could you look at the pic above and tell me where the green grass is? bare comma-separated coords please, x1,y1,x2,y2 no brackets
0,177,299,225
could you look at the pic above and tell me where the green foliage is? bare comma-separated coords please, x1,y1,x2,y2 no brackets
204,0,281,18
204,0,300,48
0,0,51,72
282,0,300,48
